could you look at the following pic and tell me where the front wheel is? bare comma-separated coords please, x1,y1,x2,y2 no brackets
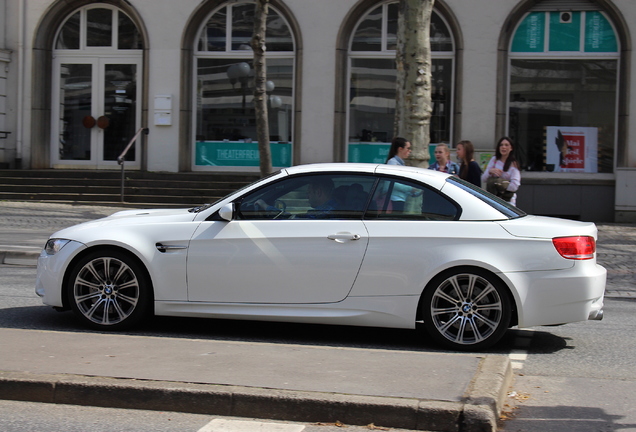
67,250,151,331
421,268,511,351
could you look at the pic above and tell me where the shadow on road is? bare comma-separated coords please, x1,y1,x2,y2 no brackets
501,404,635,432
0,304,572,355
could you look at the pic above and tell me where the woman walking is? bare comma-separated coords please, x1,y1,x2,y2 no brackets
481,137,521,205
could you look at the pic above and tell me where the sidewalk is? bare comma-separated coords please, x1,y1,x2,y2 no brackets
1,200,633,432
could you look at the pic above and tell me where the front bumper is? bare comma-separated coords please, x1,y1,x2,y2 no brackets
35,240,87,307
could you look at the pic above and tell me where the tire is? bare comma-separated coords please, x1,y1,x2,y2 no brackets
421,268,511,351
67,249,151,331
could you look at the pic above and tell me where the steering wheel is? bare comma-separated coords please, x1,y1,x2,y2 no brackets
272,199,287,219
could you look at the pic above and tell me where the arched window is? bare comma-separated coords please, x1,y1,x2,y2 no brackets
193,2,295,170
508,4,619,173
56,6,142,50
347,2,455,163
51,5,143,168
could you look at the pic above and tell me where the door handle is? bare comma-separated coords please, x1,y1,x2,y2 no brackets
82,115,96,129
97,115,110,129
327,233,361,243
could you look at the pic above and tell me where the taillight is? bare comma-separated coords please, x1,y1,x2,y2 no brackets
552,236,596,260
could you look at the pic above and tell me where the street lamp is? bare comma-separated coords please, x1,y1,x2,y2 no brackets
226,62,277,112
227,62,251,111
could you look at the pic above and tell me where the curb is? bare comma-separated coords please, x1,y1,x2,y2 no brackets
0,251,40,266
0,356,511,432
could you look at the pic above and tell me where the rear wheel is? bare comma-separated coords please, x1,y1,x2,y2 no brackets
421,268,511,350
67,250,151,330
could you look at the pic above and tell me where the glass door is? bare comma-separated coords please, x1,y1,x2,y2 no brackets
52,57,141,168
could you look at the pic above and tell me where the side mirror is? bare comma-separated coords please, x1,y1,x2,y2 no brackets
217,203,234,221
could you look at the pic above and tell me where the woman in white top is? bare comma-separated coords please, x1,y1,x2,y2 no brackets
481,137,521,205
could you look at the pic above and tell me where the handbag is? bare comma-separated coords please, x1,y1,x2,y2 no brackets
486,177,514,202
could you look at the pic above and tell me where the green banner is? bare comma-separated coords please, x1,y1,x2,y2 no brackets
549,11,581,52
585,11,618,53
348,142,438,164
347,143,390,163
511,12,545,53
196,141,292,167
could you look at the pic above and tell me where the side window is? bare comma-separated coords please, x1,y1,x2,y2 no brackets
367,178,458,220
237,174,376,220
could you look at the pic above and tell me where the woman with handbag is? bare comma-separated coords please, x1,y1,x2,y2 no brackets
481,137,521,205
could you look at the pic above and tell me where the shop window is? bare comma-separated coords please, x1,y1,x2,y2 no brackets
509,10,619,173
347,2,454,164
194,2,295,170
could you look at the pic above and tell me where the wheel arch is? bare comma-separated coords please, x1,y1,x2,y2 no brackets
61,244,155,313
416,265,519,328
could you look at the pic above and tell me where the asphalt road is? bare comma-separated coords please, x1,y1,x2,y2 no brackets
500,297,636,431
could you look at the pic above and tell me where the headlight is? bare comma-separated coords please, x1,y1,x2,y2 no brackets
44,239,71,255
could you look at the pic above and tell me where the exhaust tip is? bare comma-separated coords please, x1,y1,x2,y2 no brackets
589,309,604,321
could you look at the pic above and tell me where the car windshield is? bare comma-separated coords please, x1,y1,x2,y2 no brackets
445,177,526,219
189,170,283,213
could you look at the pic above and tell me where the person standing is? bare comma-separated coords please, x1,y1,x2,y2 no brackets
456,140,482,187
429,143,459,175
481,137,521,205
384,137,413,211
386,137,412,165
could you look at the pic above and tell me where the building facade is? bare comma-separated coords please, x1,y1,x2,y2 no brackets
0,0,634,222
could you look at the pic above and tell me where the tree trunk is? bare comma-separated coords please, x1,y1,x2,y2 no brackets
252,0,272,177
394,0,435,168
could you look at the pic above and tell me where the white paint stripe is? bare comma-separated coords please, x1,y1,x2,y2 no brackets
510,361,525,369
508,330,534,370
198,419,305,432
509,352,528,361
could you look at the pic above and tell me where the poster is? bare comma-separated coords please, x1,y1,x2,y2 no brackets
546,127,598,173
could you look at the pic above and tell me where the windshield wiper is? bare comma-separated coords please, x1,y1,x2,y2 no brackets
188,204,213,213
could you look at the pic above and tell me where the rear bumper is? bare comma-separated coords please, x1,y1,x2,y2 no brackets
503,263,606,328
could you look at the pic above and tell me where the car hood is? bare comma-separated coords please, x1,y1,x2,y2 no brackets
497,215,598,239
105,207,196,220
50,207,197,239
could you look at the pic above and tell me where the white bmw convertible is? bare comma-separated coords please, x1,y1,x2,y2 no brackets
36,163,606,350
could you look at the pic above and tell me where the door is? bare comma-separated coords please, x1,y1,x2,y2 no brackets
187,219,368,304
52,57,141,168
186,172,377,304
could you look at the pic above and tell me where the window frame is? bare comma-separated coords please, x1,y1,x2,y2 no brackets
192,1,296,172
506,9,621,174
366,175,462,221
235,173,379,220
53,4,142,53
346,1,456,164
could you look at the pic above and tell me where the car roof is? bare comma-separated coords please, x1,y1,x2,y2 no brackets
282,163,378,175
282,163,451,189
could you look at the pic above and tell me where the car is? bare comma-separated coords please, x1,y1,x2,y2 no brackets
35,163,606,350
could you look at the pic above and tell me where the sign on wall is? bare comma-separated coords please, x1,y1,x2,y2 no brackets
546,126,598,173
195,141,292,167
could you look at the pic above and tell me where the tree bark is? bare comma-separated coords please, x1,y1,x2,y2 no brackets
394,0,435,168
252,0,272,177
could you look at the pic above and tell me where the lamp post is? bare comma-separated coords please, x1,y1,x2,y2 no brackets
226,62,277,114
227,62,251,112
